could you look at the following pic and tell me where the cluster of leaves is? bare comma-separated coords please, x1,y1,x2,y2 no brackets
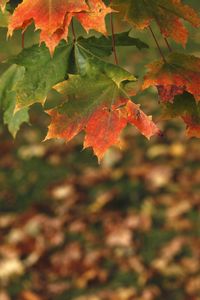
0,117,200,300
0,0,200,160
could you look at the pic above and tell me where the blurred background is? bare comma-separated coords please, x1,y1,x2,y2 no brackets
0,1,200,299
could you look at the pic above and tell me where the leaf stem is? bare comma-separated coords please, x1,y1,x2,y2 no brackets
71,18,76,42
149,26,166,62
110,13,119,65
164,37,172,52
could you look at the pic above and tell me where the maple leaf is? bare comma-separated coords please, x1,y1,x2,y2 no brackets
8,0,112,54
111,0,200,46
78,31,149,57
45,43,159,161
124,100,160,139
84,100,160,160
6,42,73,110
162,92,200,138
0,65,29,137
142,53,200,103
8,0,88,53
46,99,159,161
75,0,112,35
0,27,148,123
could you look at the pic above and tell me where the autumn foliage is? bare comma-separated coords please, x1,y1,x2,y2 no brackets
0,0,200,161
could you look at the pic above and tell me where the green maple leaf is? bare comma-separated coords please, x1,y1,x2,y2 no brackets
0,64,29,137
45,42,159,160
78,31,149,57
52,41,137,117
56,64,135,117
7,42,73,110
0,42,73,135
0,29,147,113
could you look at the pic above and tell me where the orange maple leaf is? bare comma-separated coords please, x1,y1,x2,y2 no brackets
46,100,159,161
8,0,112,54
76,0,112,35
142,53,200,103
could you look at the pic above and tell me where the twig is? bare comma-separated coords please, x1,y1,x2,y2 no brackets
149,26,166,62
110,13,118,65
164,37,172,52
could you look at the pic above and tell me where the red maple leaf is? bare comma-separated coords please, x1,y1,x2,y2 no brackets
142,53,200,103
156,85,185,103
